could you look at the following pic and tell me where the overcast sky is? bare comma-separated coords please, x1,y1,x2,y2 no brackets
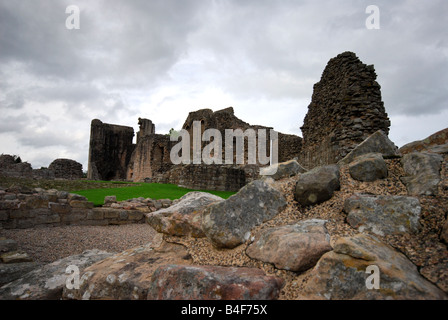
0,0,447,170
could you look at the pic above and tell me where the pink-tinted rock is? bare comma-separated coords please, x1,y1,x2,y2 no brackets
62,237,192,300
246,219,332,272
147,264,284,300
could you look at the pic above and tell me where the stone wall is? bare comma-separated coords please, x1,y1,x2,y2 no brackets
158,164,247,192
181,107,302,165
0,155,33,179
87,119,135,181
127,134,174,182
88,108,302,191
299,51,391,169
1,155,84,181
278,133,303,163
32,168,55,180
48,159,83,180
0,189,146,230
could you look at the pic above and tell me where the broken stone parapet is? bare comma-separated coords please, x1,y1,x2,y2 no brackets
0,188,162,229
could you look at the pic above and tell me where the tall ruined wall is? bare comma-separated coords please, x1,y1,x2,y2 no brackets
87,119,135,181
278,133,302,163
126,134,173,182
123,108,302,189
137,118,155,144
182,107,302,165
299,51,391,168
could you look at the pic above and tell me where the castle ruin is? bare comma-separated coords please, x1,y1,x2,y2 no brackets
299,51,390,168
88,107,302,191
87,51,391,190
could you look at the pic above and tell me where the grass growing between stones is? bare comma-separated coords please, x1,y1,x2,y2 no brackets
71,183,236,206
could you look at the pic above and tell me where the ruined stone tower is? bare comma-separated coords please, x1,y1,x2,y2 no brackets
299,51,391,168
136,118,155,143
87,119,135,180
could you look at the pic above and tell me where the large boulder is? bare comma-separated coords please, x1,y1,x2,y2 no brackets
202,180,287,249
246,219,332,272
0,249,113,300
0,262,43,287
348,153,388,182
146,192,223,238
62,238,193,300
294,165,340,206
339,130,399,165
260,160,307,180
301,233,448,300
399,127,448,155
400,152,443,196
344,193,421,236
147,264,284,300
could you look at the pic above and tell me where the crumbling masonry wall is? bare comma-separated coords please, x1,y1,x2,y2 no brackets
299,51,391,169
126,134,173,182
181,107,302,165
48,159,83,180
88,108,303,191
87,119,135,181
160,164,247,192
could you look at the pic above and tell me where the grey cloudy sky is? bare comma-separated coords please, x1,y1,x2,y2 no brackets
0,0,447,170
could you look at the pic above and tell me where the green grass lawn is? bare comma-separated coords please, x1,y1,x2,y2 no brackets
71,183,236,206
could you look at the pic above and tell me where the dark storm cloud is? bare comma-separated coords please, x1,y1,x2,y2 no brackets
0,0,447,167
0,0,205,95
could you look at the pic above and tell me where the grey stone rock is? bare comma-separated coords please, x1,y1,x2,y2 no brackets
294,165,340,206
0,262,43,287
0,239,18,253
344,193,421,236
400,152,443,196
246,219,332,272
339,130,399,165
0,249,113,300
202,180,287,249
302,233,448,300
348,153,388,182
146,192,223,238
260,160,307,180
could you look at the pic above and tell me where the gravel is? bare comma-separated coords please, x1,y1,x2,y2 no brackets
165,157,448,299
0,224,158,263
